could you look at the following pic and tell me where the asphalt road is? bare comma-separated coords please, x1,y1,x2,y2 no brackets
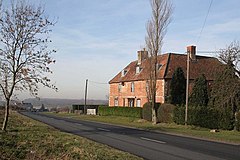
20,112,240,160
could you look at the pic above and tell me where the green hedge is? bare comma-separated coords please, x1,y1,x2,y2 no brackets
98,106,142,118
173,105,185,125
218,107,234,130
173,105,236,130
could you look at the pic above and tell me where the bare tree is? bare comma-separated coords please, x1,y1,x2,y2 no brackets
218,40,240,76
145,0,172,124
213,41,240,130
0,1,57,131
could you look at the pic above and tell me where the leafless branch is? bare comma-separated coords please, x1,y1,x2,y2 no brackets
145,0,172,124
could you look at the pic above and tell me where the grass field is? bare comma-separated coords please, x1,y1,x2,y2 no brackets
45,112,240,144
0,111,142,160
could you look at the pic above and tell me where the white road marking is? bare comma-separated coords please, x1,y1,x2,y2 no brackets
97,128,110,132
140,137,166,144
75,123,82,126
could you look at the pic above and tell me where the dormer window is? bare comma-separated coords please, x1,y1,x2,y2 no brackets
136,66,142,74
156,64,163,70
121,69,127,77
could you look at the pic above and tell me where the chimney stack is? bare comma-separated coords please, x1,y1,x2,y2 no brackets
187,45,196,61
137,48,148,65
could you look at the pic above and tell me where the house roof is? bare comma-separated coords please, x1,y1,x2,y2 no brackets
109,53,224,84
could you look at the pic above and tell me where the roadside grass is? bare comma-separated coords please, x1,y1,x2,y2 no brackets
45,112,240,144
0,111,142,160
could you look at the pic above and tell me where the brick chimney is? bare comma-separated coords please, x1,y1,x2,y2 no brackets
137,48,148,65
187,45,196,61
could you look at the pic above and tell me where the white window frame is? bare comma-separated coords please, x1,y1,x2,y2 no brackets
136,99,141,107
131,82,134,92
114,97,118,106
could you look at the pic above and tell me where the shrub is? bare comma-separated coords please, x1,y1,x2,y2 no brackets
173,105,185,125
199,107,219,129
142,103,152,121
173,105,219,129
157,103,175,123
142,103,161,122
98,106,142,118
187,106,219,129
218,107,234,130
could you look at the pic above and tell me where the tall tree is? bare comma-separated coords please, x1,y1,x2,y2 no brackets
0,1,57,131
169,67,186,105
189,74,209,106
145,0,172,124
218,40,240,77
209,65,240,130
210,41,240,130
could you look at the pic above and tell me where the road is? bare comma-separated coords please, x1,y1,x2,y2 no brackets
20,112,240,160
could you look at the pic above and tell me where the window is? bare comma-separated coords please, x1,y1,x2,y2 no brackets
114,97,118,106
156,64,163,70
131,82,134,92
136,99,141,107
121,69,127,77
118,83,122,92
146,81,149,92
136,66,142,74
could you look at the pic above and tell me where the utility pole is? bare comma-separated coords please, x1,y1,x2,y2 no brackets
84,79,88,114
185,51,190,125
185,45,196,125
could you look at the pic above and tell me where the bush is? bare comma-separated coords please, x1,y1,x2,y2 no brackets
173,105,185,125
218,108,234,130
236,111,240,131
173,105,220,129
142,103,161,122
157,103,175,123
142,103,152,121
98,106,142,118
188,106,219,129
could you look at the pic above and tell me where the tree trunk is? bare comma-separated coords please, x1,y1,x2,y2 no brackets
151,101,157,124
2,99,10,131
234,111,237,131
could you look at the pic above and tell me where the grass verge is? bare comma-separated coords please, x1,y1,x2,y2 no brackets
45,112,240,144
0,111,142,160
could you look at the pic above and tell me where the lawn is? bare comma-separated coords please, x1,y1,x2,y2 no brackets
0,111,142,160
45,112,240,144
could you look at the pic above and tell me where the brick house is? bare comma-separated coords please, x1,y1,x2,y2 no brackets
109,46,223,107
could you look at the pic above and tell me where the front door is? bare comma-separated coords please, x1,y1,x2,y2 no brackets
128,98,135,107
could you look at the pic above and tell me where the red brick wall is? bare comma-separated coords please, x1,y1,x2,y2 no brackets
109,80,165,107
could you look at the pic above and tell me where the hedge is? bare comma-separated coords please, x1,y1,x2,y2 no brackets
173,105,185,125
173,105,237,130
98,106,142,118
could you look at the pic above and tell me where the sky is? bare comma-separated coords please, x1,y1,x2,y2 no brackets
2,0,240,100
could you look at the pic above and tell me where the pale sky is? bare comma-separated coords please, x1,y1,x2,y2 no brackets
3,0,240,100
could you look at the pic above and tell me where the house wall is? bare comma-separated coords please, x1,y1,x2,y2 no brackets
109,80,165,107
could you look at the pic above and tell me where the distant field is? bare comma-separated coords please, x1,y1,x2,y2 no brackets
45,112,240,144
0,111,142,160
